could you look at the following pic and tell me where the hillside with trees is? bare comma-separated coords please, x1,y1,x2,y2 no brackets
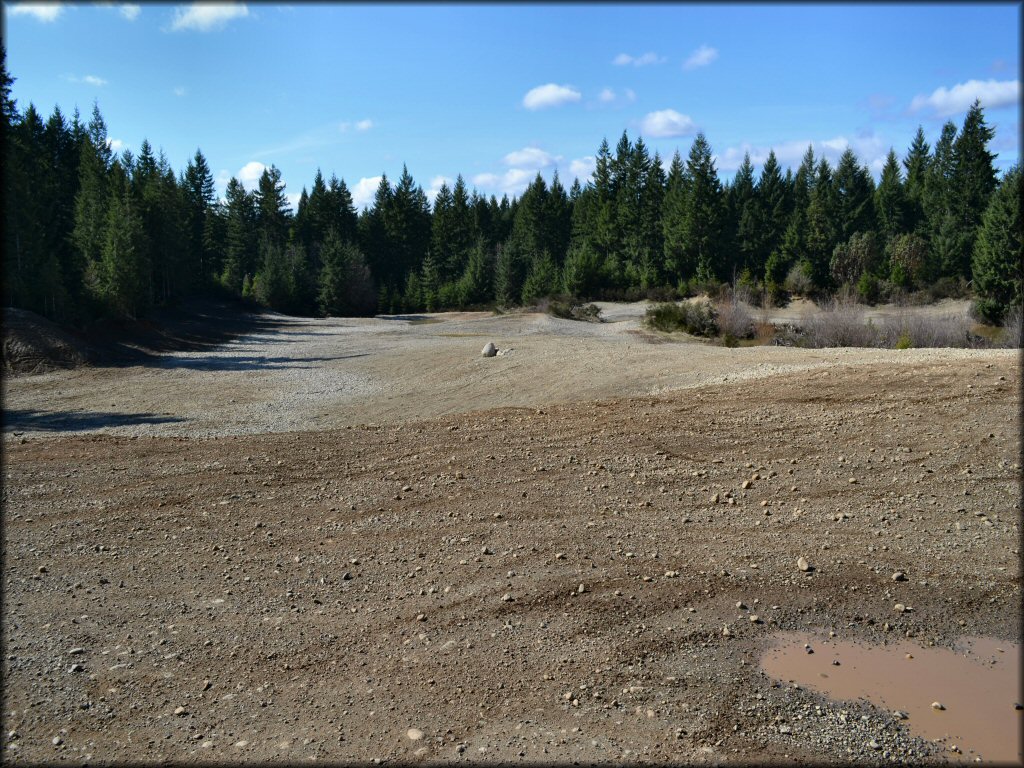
3,48,1020,328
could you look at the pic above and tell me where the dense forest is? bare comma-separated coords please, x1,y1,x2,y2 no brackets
3,48,1020,328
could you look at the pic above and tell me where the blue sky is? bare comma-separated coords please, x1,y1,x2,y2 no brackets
4,2,1020,210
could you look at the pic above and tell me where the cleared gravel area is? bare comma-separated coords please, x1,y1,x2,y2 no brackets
2,302,1020,764
0,300,1008,438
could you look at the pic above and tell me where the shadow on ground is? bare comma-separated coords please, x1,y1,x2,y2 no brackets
3,409,186,432
156,353,368,371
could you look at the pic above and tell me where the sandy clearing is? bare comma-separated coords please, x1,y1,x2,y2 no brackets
2,301,1013,438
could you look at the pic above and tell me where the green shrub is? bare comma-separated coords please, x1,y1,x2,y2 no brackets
645,301,718,336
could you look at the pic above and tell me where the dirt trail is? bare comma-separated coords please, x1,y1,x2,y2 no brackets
2,303,1020,764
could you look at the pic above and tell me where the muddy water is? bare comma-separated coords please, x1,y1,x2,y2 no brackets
761,632,1022,764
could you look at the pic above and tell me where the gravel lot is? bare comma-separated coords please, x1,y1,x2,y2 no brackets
2,302,1020,764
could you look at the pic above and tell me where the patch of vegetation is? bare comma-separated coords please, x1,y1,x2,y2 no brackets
645,301,717,337
544,298,603,322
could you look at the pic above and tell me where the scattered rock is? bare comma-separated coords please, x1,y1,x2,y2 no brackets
931,701,945,711
407,728,424,741
892,571,907,582
797,556,811,572
481,342,497,358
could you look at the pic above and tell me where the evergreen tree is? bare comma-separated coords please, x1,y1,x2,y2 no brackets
805,159,838,290
457,236,494,306
971,164,1021,323
875,149,907,247
903,126,930,234
661,150,689,283
924,121,959,279
754,150,787,278
949,100,998,279
254,164,291,249
221,177,256,293
98,163,150,318
183,148,216,283
728,152,758,278
833,147,876,243
682,133,726,283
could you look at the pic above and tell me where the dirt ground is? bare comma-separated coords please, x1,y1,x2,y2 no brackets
1,302,1020,764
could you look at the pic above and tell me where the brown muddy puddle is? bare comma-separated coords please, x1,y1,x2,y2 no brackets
761,632,1022,764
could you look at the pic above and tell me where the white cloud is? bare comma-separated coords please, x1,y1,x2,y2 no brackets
569,156,596,182
598,88,616,103
596,87,637,107
640,109,697,138
355,119,373,132
285,192,302,211
170,2,248,32
339,119,374,133
503,147,559,169
351,176,383,210
83,74,107,86
613,51,664,67
683,44,718,71
237,161,267,191
910,78,1020,117
471,168,535,198
624,88,637,103
7,3,64,22
106,138,124,152
119,3,140,20
714,132,888,177
522,83,581,110
173,86,187,97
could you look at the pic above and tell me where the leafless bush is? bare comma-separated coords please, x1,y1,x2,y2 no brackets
783,263,815,296
715,298,755,340
875,312,980,348
795,299,876,347
999,306,1022,349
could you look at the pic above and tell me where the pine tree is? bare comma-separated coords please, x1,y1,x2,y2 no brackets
255,164,291,249
833,147,876,243
662,150,689,283
521,250,559,305
903,126,930,235
754,150,787,278
729,153,758,278
221,177,256,293
99,163,150,318
183,148,216,283
458,236,493,306
805,159,838,290
924,121,958,279
971,164,1021,323
875,149,907,246
949,100,998,279
683,133,726,283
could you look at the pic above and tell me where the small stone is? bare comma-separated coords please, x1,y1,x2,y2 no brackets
895,603,906,613
1013,703,1023,711
722,625,732,638
202,680,212,691
711,493,720,504
735,601,746,610
342,572,353,581
234,740,248,747
868,740,881,750
848,477,858,484
501,593,513,602
797,556,810,572
741,480,752,490
68,663,84,673
778,725,791,734
555,552,566,560
931,701,945,710
416,613,427,622
893,710,908,720
481,342,497,358
749,615,760,624
407,728,425,741
52,736,62,746
577,583,586,594
68,648,85,655
174,706,186,716
892,571,907,582
481,546,493,555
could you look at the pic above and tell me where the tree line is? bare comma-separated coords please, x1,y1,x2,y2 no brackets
3,49,1020,327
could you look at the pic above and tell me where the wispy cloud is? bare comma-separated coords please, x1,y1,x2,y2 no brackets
173,86,187,97
351,176,383,210
339,119,374,133
8,2,65,22
522,83,581,110
596,87,637,107
683,44,718,71
118,3,139,20
65,73,108,86
613,51,665,67
170,2,248,32
639,109,697,138
910,78,1020,117
503,147,559,169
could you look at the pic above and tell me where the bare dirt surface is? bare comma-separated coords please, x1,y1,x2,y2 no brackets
2,302,1021,764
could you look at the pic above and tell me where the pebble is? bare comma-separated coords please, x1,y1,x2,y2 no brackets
722,626,732,638
711,493,719,504
893,710,908,720
68,648,85,656
749,615,760,624
52,736,62,746
416,614,427,622
778,725,791,734
174,706,186,716
577,583,586,594
407,728,424,741
892,571,907,582
797,557,810,572
868,740,881,750
68,663,84,673
481,546,493,555
931,702,945,710
894,603,906,613
741,480,752,490
501,593,513,602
